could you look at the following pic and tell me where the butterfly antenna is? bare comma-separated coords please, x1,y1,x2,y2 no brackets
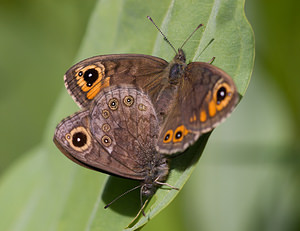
197,38,215,58
104,184,141,209
147,16,177,54
180,23,204,49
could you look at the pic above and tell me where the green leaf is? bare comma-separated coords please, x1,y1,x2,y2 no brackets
0,0,254,230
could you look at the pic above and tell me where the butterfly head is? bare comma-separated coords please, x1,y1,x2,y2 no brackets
176,48,186,63
168,49,187,84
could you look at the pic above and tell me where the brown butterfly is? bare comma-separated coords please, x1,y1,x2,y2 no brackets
54,85,177,217
63,17,239,155
54,17,240,221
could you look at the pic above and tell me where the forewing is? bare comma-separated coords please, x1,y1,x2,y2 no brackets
64,54,168,108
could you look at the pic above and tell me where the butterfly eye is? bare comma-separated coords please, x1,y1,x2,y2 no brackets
175,131,182,139
163,130,173,143
101,135,112,147
123,95,134,107
84,68,99,87
108,98,119,110
66,126,91,151
72,132,87,147
216,86,227,104
212,82,234,112
138,103,147,111
102,109,110,118
74,64,108,101
173,125,189,143
102,123,111,132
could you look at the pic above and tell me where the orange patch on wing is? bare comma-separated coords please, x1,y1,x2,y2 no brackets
200,110,207,122
208,101,216,117
77,78,86,87
216,84,232,111
163,130,173,143
216,98,231,111
173,125,189,143
75,64,106,93
87,77,110,100
189,114,197,123
213,82,233,111
81,77,101,92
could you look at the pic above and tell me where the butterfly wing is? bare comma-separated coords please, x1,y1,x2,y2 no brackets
155,103,200,154
64,54,168,108
181,62,239,131
54,110,145,180
156,62,239,154
90,85,161,175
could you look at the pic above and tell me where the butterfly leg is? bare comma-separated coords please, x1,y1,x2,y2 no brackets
126,198,149,228
140,185,147,216
154,177,179,190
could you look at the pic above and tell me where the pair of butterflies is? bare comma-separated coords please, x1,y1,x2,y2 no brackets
53,21,239,212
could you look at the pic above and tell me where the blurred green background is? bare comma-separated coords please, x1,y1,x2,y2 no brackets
0,0,299,230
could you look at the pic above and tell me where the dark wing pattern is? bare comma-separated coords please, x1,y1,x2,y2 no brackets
64,54,168,108
90,85,160,176
53,110,145,180
156,62,239,154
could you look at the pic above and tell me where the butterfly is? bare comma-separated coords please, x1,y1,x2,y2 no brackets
54,17,240,222
54,85,178,217
62,17,239,155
